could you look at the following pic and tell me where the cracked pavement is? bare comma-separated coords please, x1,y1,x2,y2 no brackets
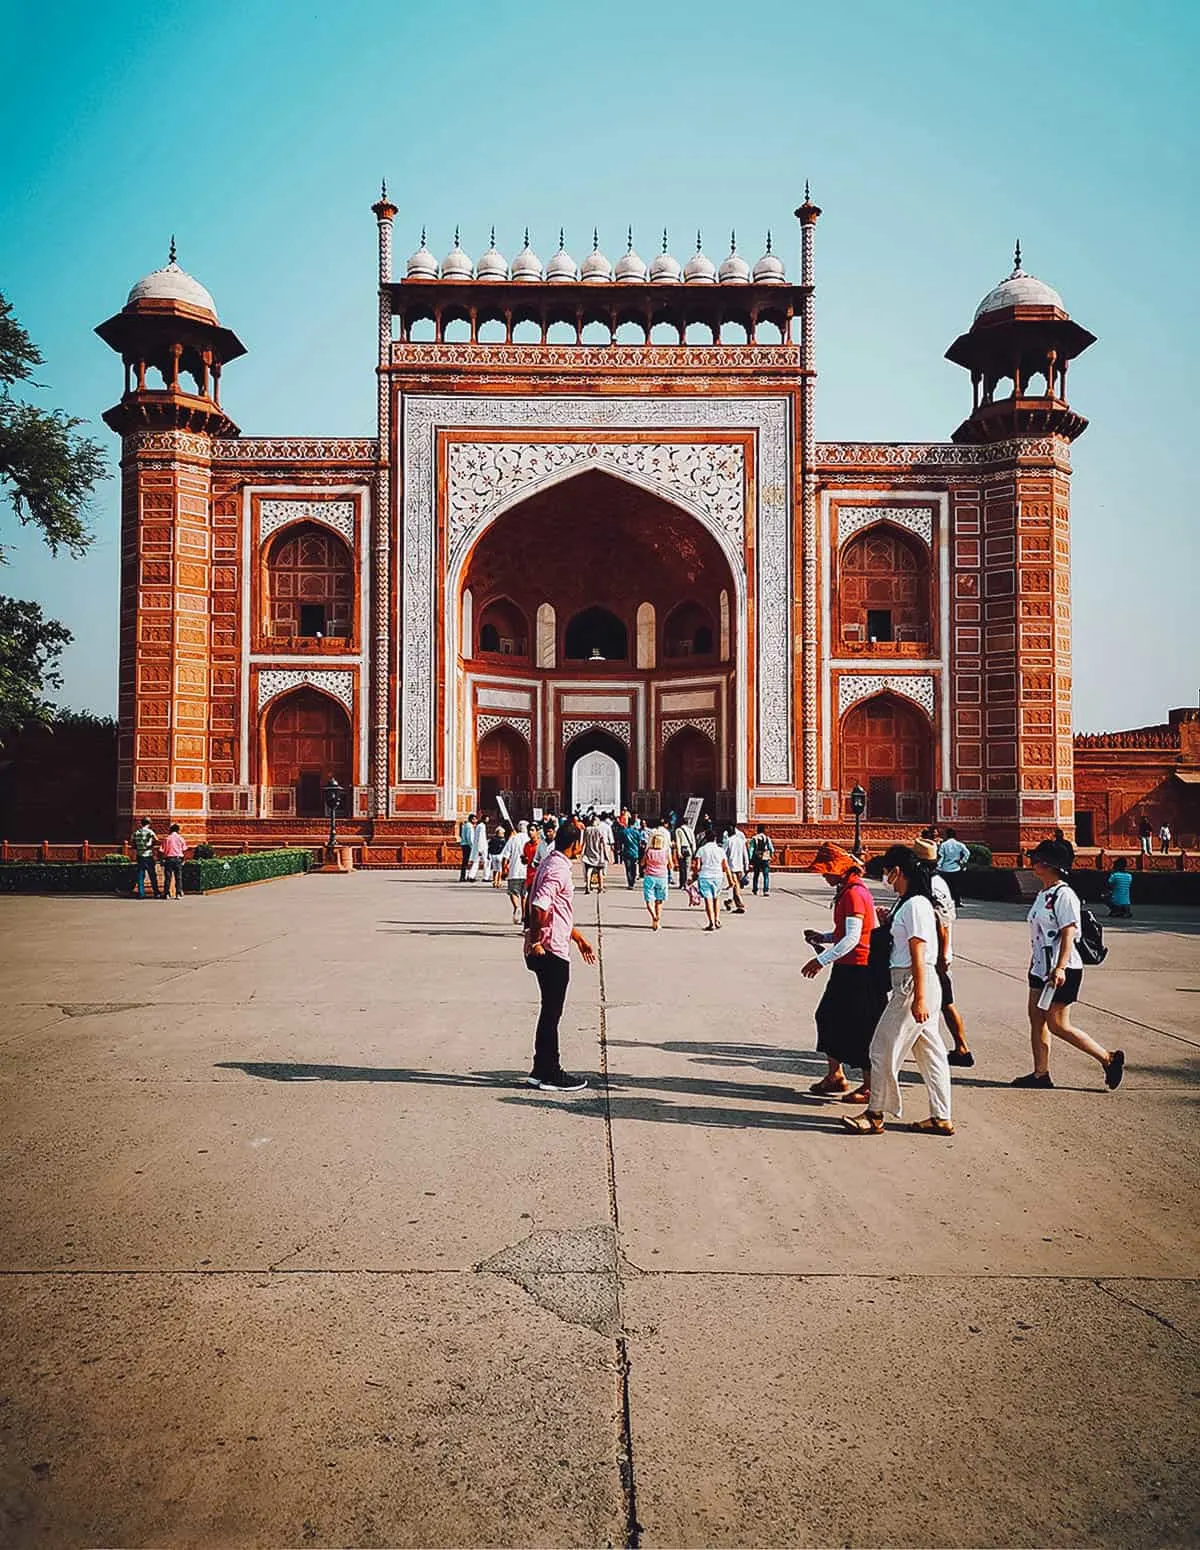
0,871,1197,1547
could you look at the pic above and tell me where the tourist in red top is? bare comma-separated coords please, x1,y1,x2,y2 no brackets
802,842,885,1103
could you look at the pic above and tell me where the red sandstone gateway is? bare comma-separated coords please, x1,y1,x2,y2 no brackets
94,196,1098,862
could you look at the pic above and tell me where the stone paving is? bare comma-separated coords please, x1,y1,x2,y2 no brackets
0,870,1197,1548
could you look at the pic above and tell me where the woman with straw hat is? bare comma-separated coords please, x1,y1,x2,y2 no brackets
802,842,885,1102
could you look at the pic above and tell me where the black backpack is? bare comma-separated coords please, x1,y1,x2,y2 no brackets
1077,905,1108,966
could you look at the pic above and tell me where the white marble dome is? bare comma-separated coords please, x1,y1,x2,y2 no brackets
126,257,217,318
719,234,750,285
546,231,578,283
974,266,1064,320
441,229,473,280
580,231,612,284
650,233,682,284
615,229,648,283
684,234,716,284
511,230,543,282
476,228,508,281
752,234,786,285
405,230,438,280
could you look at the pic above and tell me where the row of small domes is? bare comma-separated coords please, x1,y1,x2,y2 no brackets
404,229,788,285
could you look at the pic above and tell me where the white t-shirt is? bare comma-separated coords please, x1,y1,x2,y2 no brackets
724,830,750,872
500,832,528,881
889,894,938,969
929,873,955,964
696,841,727,882
1028,884,1083,977
599,819,614,847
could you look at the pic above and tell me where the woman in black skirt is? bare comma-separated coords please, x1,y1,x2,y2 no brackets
802,842,887,1103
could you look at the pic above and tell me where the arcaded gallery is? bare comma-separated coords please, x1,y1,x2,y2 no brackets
95,190,1096,856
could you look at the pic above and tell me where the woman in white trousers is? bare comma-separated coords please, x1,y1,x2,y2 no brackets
843,844,954,1137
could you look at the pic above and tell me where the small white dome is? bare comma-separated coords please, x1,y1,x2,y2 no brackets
650,232,682,284
684,233,716,284
974,255,1064,320
546,230,578,283
441,229,473,280
476,228,508,281
405,229,438,281
580,231,613,284
511,229,543,282
615,229,648,283
126,250,217,318
719,233,750,285
752,234,786,285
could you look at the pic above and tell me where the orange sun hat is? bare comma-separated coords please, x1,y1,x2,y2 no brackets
807,841,865,876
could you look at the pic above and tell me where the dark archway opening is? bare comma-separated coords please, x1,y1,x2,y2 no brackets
563,728,629,814
564,606,628,662
662,726,717,822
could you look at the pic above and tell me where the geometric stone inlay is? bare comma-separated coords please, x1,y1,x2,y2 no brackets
561,718,632,748
477,713,532,743
837,505,932,549
661,716,717,746
837,673,935,720
259,499,355,545
257,668,355,713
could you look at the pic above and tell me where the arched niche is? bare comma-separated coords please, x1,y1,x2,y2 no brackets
636,602,656,669
839,692,934,823
263,522,354,642
838,524,931,647
565,606,628,663
564,726,628,812
663,600,716,660
261,686,352,816
477,723,531,817
476,596,529,660
661,725,717,819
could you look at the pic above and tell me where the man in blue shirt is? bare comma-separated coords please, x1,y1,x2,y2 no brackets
1105,857,1134,918
458,813,475,882
936,828,971,906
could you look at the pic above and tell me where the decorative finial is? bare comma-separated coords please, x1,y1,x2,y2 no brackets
805,178,811,201
662,228,669,253
420,225,426,246
592,226,599,251
695,229,703,252
730,229,737,253
453,224,460,247
559,226,565,249
1014,238,1022,271
626,225,633,253
524,226,530,248
766,230,773,254
381,177,388,201
490,224,496,247
168,234,176,265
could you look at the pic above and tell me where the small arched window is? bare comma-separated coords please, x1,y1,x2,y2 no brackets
664,601,716,660
565,607,628,661
476,598,529,660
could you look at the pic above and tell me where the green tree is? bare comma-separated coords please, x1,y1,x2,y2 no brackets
0,291,108,738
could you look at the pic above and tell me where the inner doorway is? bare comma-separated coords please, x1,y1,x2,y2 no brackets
263,687,353,817
564,728,628,814
477,724,530,818
662,726,717,819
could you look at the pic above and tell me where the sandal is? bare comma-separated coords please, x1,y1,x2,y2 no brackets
841,1112,885,1135
841,1085,870,1105
809,1074,851,1096
910,1116,955,1136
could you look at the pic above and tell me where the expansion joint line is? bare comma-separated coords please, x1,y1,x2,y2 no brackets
593,893,642,1548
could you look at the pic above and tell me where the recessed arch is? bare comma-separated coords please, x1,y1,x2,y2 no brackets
262,521,353,642
565,606,628,662
663,599,716,660
839,691,934,823
476,722,531,817
661,725,717,819
838,525,931,648
475,595,530,660
260,686,352,817
564,726,629,813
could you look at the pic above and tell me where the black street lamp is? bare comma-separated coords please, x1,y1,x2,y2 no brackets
849,783,867,857
323,776,344,852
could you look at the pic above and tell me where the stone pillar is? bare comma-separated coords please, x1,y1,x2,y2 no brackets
796,189,822,820
371,183,398,817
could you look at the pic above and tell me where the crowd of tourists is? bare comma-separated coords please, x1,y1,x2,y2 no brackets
482,808,1127,1118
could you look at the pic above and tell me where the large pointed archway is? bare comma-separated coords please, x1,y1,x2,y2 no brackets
453,466,743,818
564,727,629,813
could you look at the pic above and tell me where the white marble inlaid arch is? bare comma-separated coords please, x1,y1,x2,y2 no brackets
259,498,356,546
257,668,355,713
561,718,632,748
837,674,935,721
836,505,933,549
406,395,791,809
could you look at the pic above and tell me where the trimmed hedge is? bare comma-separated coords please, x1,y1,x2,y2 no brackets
0,848,314,894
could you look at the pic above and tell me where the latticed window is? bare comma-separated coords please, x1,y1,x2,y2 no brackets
265,524,354,639
838,527,930,645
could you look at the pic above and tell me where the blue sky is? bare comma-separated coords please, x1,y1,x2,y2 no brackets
2,0,1196,730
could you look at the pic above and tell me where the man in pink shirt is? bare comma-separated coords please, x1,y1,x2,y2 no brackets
159,823,187,899
523,820,595,1092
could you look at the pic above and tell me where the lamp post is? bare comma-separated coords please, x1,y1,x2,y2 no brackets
323,776,344,854
849,783,866,857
